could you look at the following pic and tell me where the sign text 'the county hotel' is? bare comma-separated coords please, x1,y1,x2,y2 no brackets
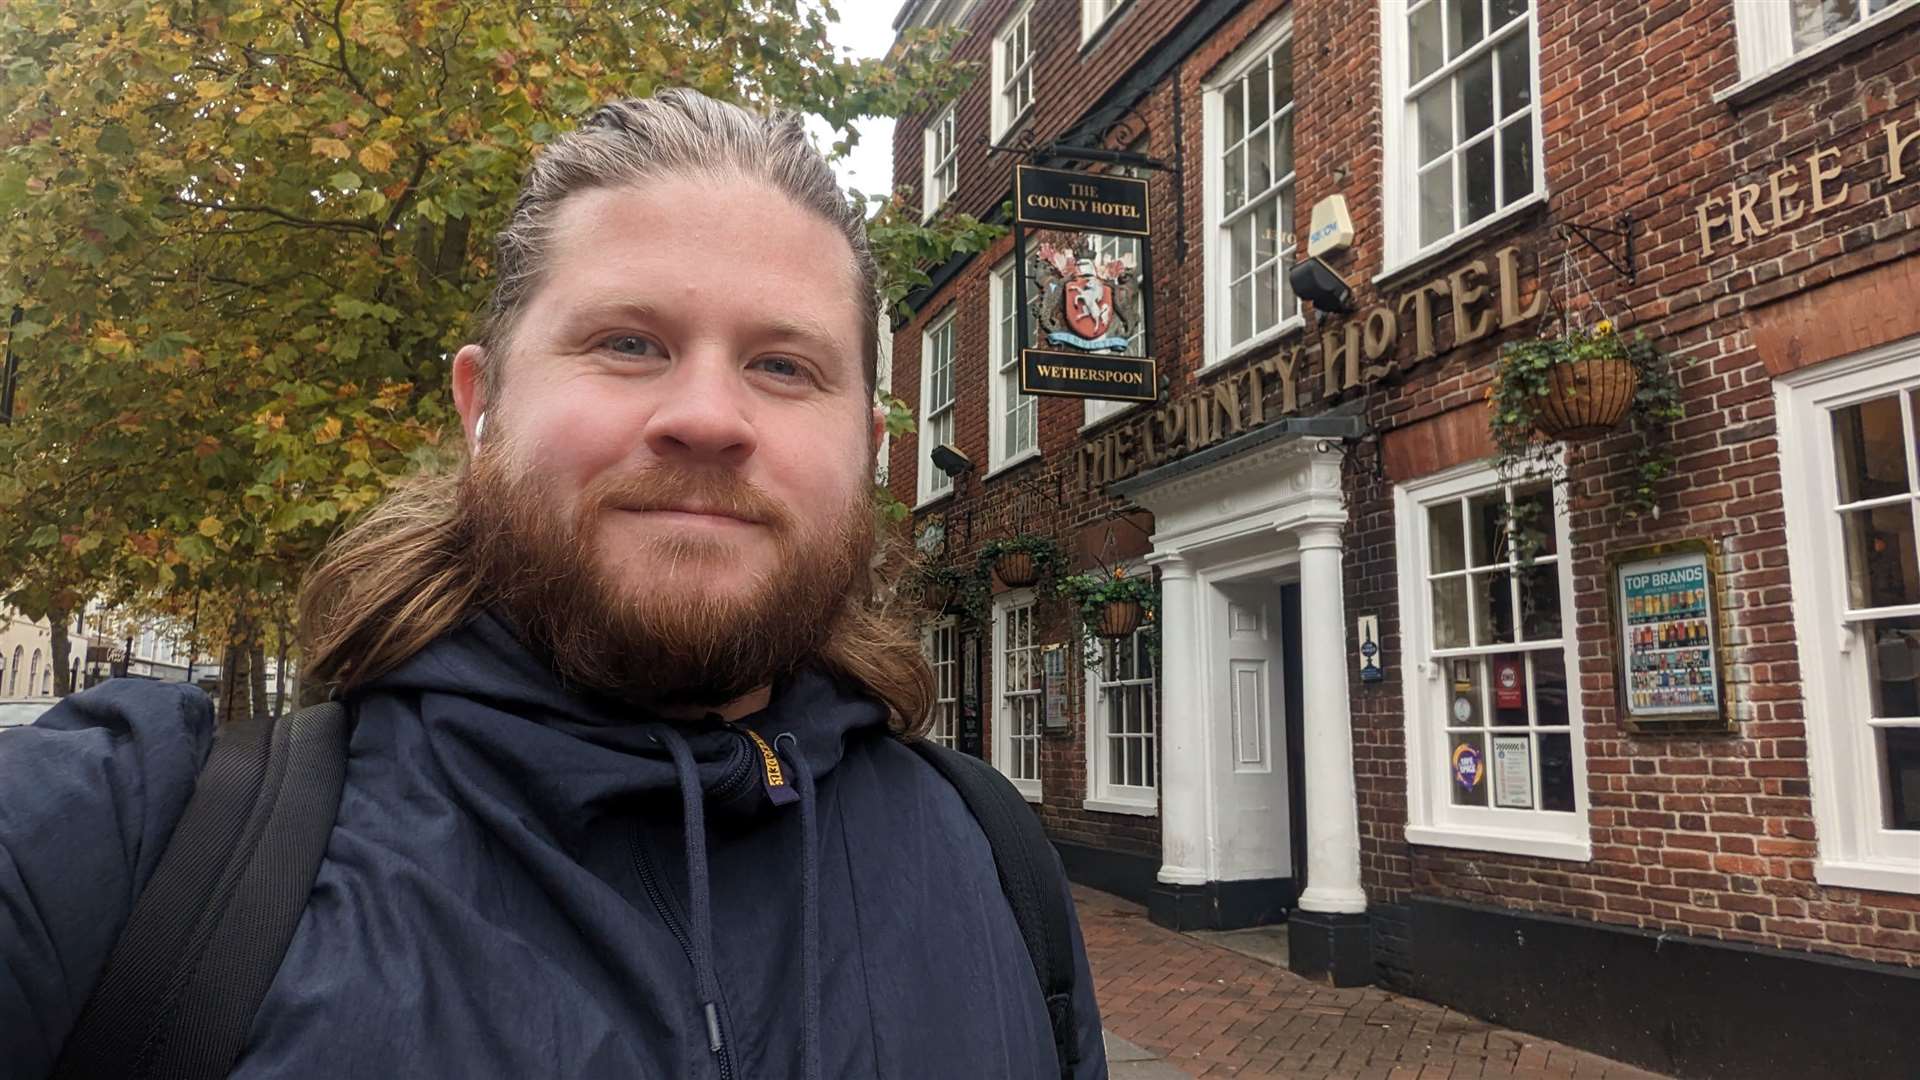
1695,109,1920,255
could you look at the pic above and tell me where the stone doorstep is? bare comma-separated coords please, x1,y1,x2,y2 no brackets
1187,925,1292,969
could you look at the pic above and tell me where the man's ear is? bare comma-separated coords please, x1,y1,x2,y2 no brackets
869,402,886,452
452,344,488,453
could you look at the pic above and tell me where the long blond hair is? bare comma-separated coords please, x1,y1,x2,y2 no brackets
298,90,930,731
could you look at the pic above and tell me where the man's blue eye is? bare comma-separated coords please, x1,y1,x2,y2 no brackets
603,335,661,357
756,356,806,379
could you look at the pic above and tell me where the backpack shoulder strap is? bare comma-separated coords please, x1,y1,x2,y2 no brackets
54,700,352,1080
908,738,1079,1079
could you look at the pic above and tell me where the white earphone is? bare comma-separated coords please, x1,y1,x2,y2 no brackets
474,412,488,445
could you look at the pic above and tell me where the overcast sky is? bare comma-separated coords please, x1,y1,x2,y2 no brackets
813,0,907,199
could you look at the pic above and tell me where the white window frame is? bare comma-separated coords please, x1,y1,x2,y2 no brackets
1080,0,1128,46
990,0,1036,140
988,259,1039,474
917,312,958,506
1083,566,1158,814
921,104,958,220
1395,458,1591,861
1777,336,1920,895
1731,0,1917,83
923,616,961,749
1379,0,1546,276
992,589,1043,801
1201,14,1302,369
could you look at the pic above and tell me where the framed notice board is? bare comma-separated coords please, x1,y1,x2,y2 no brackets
1608,539,1734,734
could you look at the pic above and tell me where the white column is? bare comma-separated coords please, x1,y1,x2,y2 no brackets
1294,521,1367,914
1148,552,1208,886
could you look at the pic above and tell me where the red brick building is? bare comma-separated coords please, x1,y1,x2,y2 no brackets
885,1,1920,1074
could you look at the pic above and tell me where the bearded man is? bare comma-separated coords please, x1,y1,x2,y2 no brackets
1,89,1107,1080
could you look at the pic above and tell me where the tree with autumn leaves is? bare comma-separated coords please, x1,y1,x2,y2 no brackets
0,0,998,712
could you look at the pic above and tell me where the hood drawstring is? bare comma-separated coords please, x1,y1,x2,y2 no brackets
775,732,823,1080
651,726,727,1059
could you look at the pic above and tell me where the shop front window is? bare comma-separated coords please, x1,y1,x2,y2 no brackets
1779,345,1920,892
1087,622,1157,812
1396,462,1588,860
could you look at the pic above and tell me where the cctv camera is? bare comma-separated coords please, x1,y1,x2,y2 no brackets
1289,256,1355,315
931,443,973,479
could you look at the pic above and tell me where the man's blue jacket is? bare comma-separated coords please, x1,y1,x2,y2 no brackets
0,613,1107,1078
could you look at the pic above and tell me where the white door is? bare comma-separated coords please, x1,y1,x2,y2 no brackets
1210,581,1293,881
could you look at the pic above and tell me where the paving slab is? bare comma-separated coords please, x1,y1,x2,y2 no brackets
1077,885,1670,1080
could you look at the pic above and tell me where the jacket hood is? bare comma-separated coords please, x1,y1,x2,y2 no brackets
356,610,890,829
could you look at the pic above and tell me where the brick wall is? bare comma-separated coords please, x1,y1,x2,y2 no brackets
889,0,1920,966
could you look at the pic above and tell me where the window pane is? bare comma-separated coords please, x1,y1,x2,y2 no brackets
1448,0,1485,57
1793,0,1860,51
1490,653,1529,726
1419,163,1453,247
1225,143,1246,212
1273,47,1294,106
1247,59,1270,129
1539,731,1576,812
1409,1,1445,81
1448,731,1489,806
1512,483,1556,556
1432,577,1470,648
1274,111,1295,178
1500,117,1535,205
1464,136,1497,225
1473,569,1516,645
1459,53,1494,139
1231,276,1252,345
1520,561,1563,641
1249,125,1272,195
1831,395,1910,503
1254,198,1278,265
1532,648,1569,726
1469,489,1508,567
1490,0,1528,31
1497,34,1531,118
1867,617,1920,718
1231,214,1253,279
1417,85,1451,165
1842,504,1920,609
1883,727,1920,830
1224,82,1245,143
1255,265,1277,333
1428,501,1468,573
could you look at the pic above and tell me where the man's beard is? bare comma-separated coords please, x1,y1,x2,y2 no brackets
458,444,874,710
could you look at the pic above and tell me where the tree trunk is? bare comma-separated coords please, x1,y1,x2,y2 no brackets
217,611,259,726
272,631,288,719
249,640,269,722
48,604,72,696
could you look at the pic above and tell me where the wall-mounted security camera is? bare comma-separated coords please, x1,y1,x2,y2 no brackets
1288,256,1356,315
931,443,973,479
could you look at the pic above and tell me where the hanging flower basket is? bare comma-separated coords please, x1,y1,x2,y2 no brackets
977,535,1061,591
1095,599,1145,638
1534,352,1639,440
994,551,1038,588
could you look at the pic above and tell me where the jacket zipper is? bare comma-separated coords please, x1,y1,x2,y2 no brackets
630,736,757,1080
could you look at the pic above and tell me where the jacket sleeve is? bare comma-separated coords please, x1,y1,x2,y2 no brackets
1058,858,1109,1080
0,680,215,1077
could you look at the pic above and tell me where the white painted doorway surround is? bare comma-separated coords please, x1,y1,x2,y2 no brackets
1117,435,1368,917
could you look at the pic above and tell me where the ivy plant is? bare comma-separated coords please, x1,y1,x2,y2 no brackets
1053,567,1159,671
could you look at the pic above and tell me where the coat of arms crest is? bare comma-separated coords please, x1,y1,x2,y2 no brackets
1027,240,1142,354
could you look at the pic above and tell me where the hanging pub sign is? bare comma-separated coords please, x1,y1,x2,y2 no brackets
1013,164,1157,404
1608,539,1733,734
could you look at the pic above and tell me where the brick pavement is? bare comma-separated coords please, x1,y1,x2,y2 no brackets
1077,886,1669,1080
